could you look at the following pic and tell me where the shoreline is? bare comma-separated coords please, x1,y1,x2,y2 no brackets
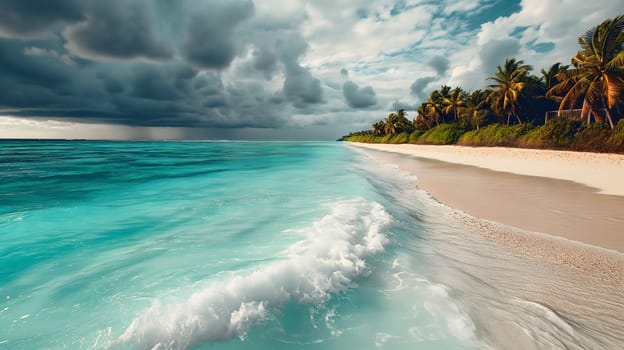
348,143,624,256
349,143,624,196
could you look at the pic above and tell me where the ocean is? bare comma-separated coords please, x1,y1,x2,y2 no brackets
1,141,622,349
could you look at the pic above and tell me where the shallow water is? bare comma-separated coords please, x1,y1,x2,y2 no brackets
0,141,622,349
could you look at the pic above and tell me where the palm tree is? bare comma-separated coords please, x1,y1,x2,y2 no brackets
541,62,569,92
486,58,533,125
383,109,410,134
394,108,407,119
460,90,489,130
423,89,446,125
547,15,624,128
442,87,466,121
372,121,385,136
414,103,434,130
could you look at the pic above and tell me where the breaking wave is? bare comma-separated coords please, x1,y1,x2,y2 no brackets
115,199,392,350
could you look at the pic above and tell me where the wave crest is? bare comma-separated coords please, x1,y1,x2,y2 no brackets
116,199,392,350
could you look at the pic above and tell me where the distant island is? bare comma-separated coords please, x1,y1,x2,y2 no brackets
341,15,624,154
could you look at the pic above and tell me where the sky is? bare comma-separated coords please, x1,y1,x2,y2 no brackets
0,0,622,140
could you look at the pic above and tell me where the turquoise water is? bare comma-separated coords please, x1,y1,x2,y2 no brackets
0,141,478,349
2,141,622,349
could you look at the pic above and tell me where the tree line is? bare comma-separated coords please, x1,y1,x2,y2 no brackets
343,15,624,147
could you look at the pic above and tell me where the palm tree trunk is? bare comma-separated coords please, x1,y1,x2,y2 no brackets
601,95,615,129
424,117,432,130
605,108,615,129
506,113,511,125
515,114,522,124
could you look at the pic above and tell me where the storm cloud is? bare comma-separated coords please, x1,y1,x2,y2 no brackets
274,31,324,108
0,0,84,38
0,0,324,129
410,76,436,98
181,0,254,69
64,1,172,61
343,81,377,108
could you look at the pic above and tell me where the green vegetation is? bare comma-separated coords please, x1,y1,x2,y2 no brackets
408,130,425,144
607,120,624,152
458,123,534,147
520,119,582,149
419,123,466,145
340,15,624,154
389,132,410,144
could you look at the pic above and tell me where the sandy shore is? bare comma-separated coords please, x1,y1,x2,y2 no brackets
352,143,624,196
349,143,624,254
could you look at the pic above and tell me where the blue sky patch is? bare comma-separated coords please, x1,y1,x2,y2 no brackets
530,41,556,53
462,0,522,31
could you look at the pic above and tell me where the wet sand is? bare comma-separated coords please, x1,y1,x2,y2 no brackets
351,143,624,196
349,143,624,254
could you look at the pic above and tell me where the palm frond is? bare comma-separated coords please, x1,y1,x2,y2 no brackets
604,73,624,108
606,50,624,70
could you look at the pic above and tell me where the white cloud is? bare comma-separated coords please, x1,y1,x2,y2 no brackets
449,0,623,91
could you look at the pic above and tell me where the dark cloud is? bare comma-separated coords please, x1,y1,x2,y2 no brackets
340,68,349,78
343,81,377,108
130,64,198,101
0,0,84,38
0,40,83,108
410,76,436,98
222,82,288,127
427,55,450,76
390,100,417,111
0,0,326,134
182,0,254,70
64,1,172,61
24,46,75,65
267,31,325,108
0,32,301,130
100,75,124,94
253,47,279,79
283,66,324,107
480,39,521,74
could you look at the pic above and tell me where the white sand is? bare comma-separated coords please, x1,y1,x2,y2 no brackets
349,143,624,254
351,143,624,196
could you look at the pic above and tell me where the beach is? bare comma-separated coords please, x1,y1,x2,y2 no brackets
350,143,624,196
350,142,624,272
351,141,624,255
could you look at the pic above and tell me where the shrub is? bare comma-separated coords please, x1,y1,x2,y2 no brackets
571,123,611,152
520,118,582,149
389,132,409,144
380,133,394,143
419,123,467,145
408,130,425,144
458,123,534,147
343,134,384,143
606,119,624,153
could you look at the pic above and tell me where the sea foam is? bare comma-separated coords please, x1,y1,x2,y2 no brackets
116,199,392,350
